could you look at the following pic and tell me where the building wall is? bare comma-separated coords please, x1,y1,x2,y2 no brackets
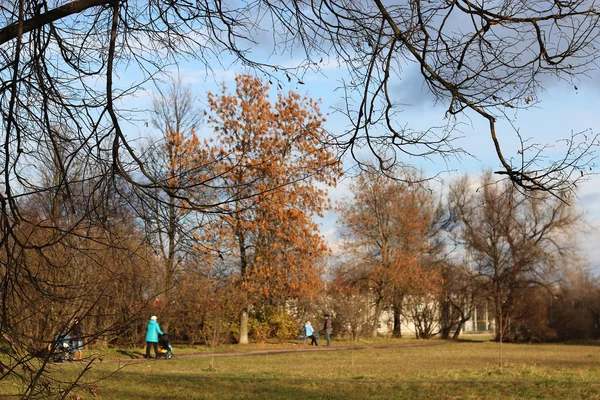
376,304,495,337
376,310,419,337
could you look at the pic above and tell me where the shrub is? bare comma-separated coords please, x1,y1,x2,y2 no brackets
248,317,271,343
265,309,297,341
247,306,298,342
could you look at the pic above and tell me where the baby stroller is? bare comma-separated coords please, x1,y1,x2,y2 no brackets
51,333,73,362
158,333,173,359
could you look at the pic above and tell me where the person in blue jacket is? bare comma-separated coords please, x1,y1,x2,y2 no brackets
145,316,163,359
305,321,318,346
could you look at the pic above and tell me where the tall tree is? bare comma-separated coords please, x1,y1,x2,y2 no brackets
138,80,207,323
201,74,342,344
337,168,443,337
448,172,582,347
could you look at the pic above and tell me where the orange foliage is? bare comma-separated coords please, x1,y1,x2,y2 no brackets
337,169,442,330
164,129,201,189
200,74,343,304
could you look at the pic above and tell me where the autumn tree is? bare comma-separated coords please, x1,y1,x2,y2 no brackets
0,137,158,397
199,74,342,344
337,168,444,337
448,171,582,346
2,0,600,394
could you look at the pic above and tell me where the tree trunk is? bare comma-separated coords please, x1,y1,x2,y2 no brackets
452,321,463,339
439,300,451,339
371,295,384,337
237,224,249,344
239,307,249,344
393,298,403,338
163,199,177,333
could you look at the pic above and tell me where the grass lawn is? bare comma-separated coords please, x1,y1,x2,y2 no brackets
3,339,600,399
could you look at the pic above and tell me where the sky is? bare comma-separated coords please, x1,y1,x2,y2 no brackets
119,37,600,276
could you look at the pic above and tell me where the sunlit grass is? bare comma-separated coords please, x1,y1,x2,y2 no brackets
3,340,600,399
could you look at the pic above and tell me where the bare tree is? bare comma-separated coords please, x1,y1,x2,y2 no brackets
549,266,600,341
0,1,598,205
0,136,156,398
313,0,600,193
151,78,203,138
437,261,480,340
137,79,208,329
448,171,582,366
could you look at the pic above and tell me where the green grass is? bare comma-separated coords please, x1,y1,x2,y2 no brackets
4,340,600,399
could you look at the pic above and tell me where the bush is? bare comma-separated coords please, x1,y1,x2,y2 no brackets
266,310,297,341
247,317,271,343
507,287,557,342
247,306,298,342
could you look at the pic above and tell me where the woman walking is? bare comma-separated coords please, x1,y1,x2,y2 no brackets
305,321,318,346
145,316,163,359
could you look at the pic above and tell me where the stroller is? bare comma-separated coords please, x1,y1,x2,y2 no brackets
158,333,173,359
51,333,73,362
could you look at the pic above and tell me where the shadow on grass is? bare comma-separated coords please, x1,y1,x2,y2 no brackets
115,349,144,359
563,340,600,346
453,334,495,343
453,337,494,344
95,370,600,400
97,371,422,400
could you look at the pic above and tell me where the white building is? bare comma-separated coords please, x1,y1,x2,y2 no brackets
376,303,495,337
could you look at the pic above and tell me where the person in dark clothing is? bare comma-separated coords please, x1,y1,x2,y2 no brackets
70,317,84,361
323,314,332,346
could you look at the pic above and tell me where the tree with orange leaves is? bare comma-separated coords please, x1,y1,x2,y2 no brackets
337,168,444,337
201,74,343,344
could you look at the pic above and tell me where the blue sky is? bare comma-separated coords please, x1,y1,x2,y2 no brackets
120,54,600,275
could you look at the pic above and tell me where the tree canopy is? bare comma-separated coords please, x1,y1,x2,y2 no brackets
1,0,598,215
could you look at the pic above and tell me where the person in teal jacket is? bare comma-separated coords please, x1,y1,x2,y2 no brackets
145,316,163,359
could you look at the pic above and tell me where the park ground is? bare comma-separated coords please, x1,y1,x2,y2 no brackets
3,336,600,399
